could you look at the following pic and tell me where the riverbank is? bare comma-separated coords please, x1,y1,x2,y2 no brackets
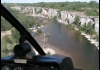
57,19,99,50
29,16,99,70
29,15,99,50
33,43,71,57
30,25,44,32
33,47,55,55
74,27,99,50
81,32,99,49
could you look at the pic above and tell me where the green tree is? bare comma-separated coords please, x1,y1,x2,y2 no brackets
66,24,74,30
85,21,96,36
11,28,20,43
89,1,97,8
85,9,98,16
80,24,86,31
47,51,51,55
45,33,50,38
36,8,42,14
35,29,42,36
52,16,57,21
27,17,35,27
58,11,61,18
73,16,80,27
3,35,13,44
1,16,12,31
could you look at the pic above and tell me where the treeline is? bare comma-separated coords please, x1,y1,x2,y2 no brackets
66,16,99,42
1,6,42,42
31,1,99,16
3,1,99,16
1,6,38,31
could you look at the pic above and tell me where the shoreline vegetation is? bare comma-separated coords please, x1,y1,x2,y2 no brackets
31,15,99,50
74,27,99,49
31,20,99,56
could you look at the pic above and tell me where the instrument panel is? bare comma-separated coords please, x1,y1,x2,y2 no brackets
1,54,75,70
1,62,59,70
1,54,83,70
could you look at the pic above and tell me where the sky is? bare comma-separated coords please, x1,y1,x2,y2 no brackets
1,0,99,3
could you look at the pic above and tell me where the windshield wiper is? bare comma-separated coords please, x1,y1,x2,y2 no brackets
1,4,46,55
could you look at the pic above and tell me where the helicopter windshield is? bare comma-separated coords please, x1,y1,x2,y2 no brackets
1,1,99,70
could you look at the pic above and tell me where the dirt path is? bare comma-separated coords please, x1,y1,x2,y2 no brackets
1,30,11,40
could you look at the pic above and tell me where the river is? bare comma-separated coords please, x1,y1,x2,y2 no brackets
32,17,99,70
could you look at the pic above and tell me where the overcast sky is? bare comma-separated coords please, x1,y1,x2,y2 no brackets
1,0,99,3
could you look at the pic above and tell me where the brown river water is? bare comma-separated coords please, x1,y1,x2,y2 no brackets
31,18,99,70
